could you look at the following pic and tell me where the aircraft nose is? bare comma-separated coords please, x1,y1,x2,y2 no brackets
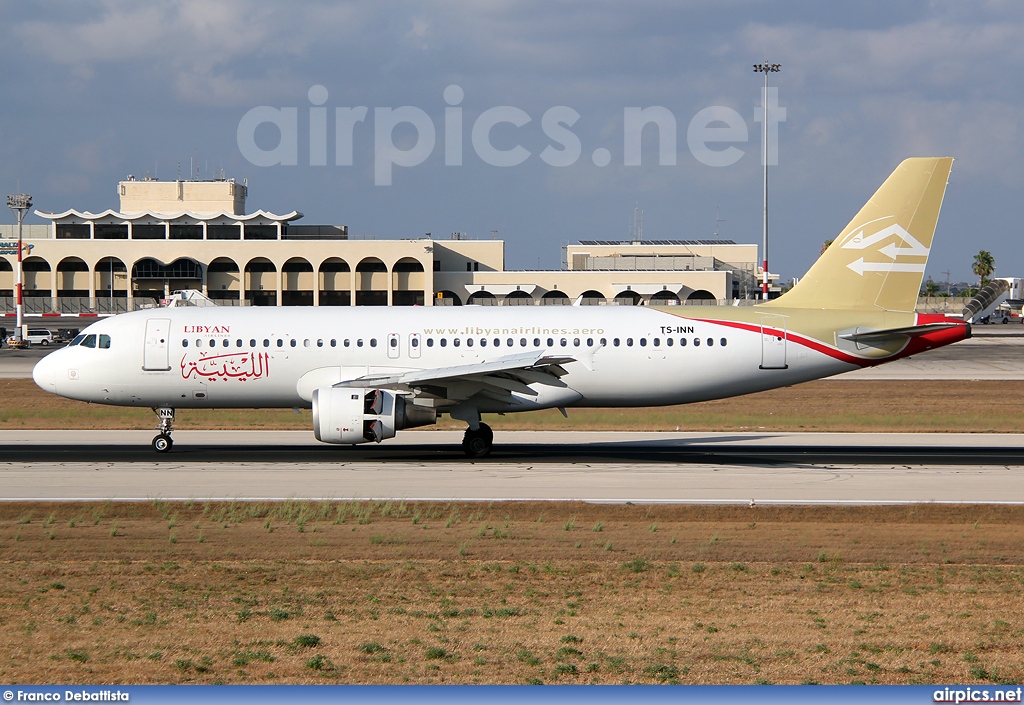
32,351,58,392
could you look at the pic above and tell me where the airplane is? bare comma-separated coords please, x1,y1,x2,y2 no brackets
32,157,968,457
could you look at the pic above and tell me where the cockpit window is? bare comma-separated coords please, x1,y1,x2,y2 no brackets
69,334,86,346
81,334,97,348
99,334,111,349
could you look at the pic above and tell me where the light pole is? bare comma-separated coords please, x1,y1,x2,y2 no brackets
753,61,780,300
7,193,32,347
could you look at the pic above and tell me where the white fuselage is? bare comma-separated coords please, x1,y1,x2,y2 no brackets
32,305,851,411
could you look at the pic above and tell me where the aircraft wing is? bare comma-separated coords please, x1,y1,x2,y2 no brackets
334,351,576,402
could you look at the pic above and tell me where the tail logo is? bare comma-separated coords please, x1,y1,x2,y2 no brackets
840,222,929,276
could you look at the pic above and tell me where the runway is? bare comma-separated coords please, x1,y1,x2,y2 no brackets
2,430,1022,504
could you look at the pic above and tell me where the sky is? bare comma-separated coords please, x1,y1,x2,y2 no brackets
0,0,1021,284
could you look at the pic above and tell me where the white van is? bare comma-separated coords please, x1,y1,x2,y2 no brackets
25,328,54,346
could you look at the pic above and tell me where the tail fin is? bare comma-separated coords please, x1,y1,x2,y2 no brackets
769,157,953,312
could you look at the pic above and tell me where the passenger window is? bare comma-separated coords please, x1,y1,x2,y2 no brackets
533,338,540,347
640,338,647,347
454,339,460,347
196,339,202,347
506,338,513,347
479,338,485,347
467,338,474,347
290,339,297,348
427,338,434,347
720,338,728,347
210,339,216,347
357,339,363,347
304,339,310,347
547,338,554,347
182,339,188,348
317,339,323,348
331,339,337,347
693,338,700,347
99,334,111,349
82,334,96,348
627,338,634,347
613,338,620,347
263,339,270,347
520,338,527,347
587,338,593,347
250,339,256,347
680,338,687,347
707,338,713,347
600,338,607,346
440,338,447,347
653,338,660,347
667,338,673,347
223,339,230,347
573,338,580,347
344,339,350,347
370,339,377,347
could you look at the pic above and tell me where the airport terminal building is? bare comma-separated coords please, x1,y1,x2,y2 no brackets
0,177,762,315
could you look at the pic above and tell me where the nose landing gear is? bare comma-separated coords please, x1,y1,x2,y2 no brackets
152,407,175,452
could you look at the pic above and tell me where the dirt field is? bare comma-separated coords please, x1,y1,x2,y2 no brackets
4,379,1024,433
1,501,1022,685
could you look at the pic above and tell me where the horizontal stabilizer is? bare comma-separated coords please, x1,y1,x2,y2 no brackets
838,322,962,344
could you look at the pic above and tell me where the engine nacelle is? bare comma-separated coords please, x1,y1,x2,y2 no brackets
312,386,436,444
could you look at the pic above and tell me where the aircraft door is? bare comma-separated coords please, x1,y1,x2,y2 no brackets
143,318,172,371
387,333,400,359
759,315,788,370
409,333,421,359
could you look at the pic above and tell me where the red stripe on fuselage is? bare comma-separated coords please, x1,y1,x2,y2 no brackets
687,314,968,368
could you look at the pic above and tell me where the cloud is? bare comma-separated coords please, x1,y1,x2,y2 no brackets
11,0,369,106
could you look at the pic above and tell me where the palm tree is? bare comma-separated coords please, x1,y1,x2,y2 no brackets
972,250,995,287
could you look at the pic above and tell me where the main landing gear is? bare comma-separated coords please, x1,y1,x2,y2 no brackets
152,407,175,453
451,404,493,458
462,422,493,458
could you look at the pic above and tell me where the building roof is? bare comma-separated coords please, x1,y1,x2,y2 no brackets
576,239,737,246
35,209,303,223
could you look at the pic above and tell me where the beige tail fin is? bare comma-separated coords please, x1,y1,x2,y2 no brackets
768,157,953,312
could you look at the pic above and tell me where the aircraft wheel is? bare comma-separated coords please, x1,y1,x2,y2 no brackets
462,422,493,458
153,434,173,453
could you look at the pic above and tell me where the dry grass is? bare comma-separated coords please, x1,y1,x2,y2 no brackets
3,379,1024,433
1,501,1022,685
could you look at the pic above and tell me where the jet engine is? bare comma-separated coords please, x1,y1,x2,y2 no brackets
312,387,436,444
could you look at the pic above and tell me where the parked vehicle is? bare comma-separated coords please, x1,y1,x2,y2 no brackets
24,328,54,346
54,328,80,344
